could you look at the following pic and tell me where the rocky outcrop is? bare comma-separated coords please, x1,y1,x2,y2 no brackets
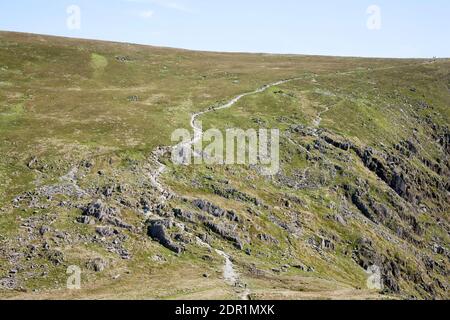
204,221,244,250
395,139,418,158
86,258,107,272
96,226,118,237
45,249,65,266
257,234,280,245
115,55,132,62
322,134,351,151
173,208,196,223
437,127,450,154
81,199,133,231
345,183,423,245
105,216,133,231
352,238,400,293
268,214,302,237
210,184,261,207
147,220,183,254
0,276,19,290
320,133,448,211
351,143,448,211
351,237,444,297
192,199,240,222
83,199,113,221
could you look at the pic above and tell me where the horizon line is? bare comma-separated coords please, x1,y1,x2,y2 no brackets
1,29,447,60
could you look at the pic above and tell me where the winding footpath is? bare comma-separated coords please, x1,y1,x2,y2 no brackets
189,78,304,146
147,76,305,299
151,61,428,189
10,60,436,299
147,63,428,297
149,76,306,199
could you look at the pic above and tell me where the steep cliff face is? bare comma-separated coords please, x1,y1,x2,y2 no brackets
0,32,448,299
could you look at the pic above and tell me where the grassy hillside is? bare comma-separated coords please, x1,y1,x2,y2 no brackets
0,31,448,300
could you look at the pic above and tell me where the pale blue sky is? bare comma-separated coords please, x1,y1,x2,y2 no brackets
0,0,449,58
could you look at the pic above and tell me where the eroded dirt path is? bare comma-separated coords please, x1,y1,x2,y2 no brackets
146,63,429,298
312,106,330,127
148,77,308,298
196,237,247,299
188,78,304,146
215,249,238,285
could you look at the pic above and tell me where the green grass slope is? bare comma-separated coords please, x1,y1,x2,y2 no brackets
0,31,448,300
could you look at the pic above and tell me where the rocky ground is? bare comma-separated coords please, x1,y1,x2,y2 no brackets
0,32,448,300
